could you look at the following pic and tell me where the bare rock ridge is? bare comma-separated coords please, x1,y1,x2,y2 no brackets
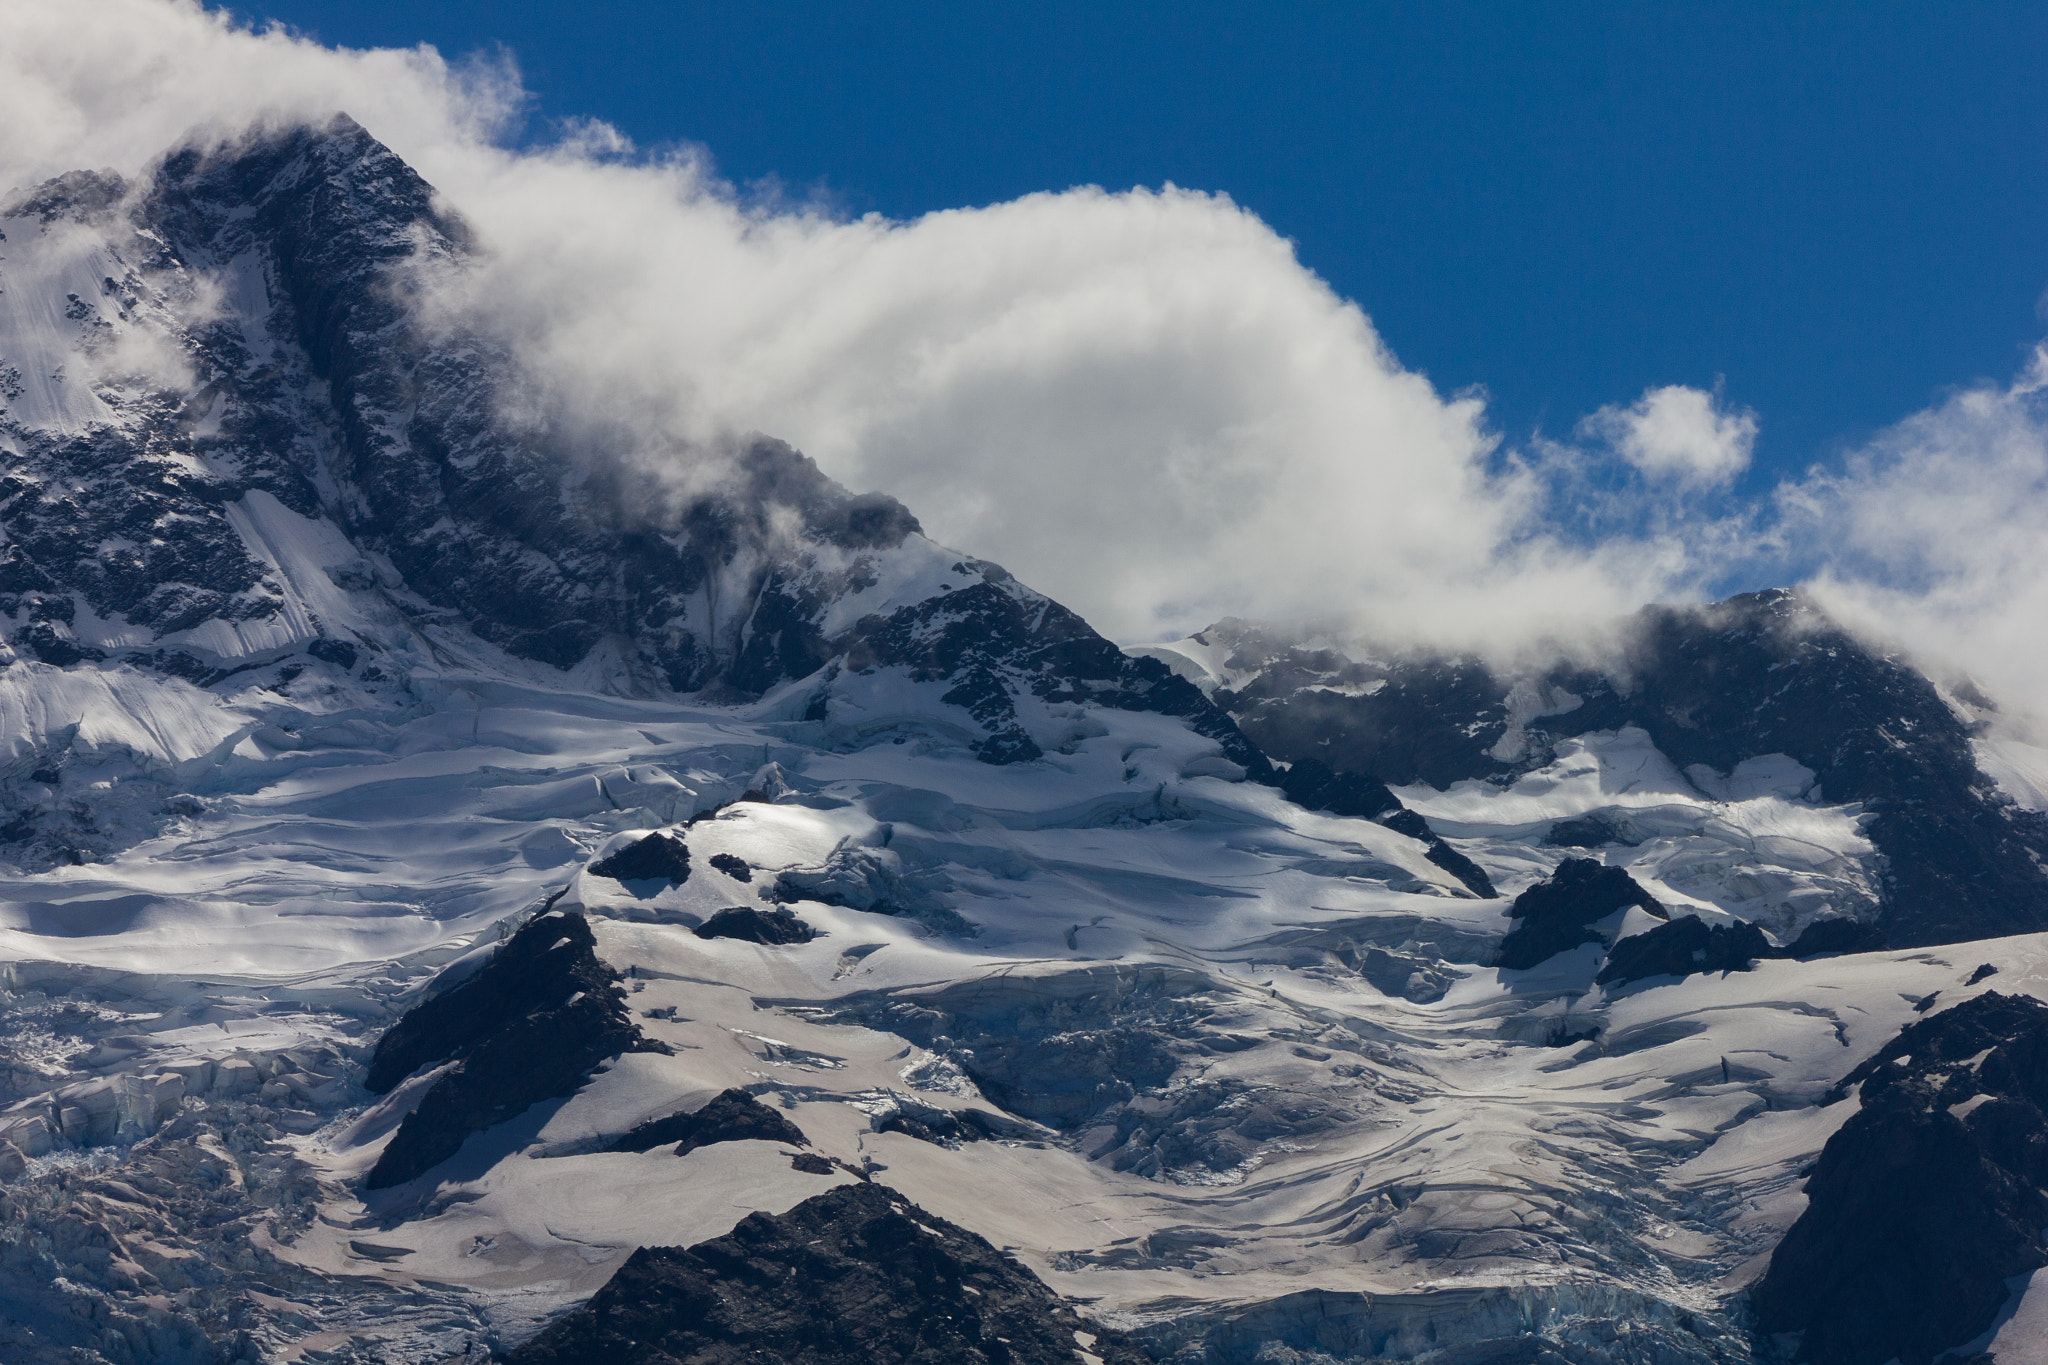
1192,589,2048,947
1754,992,2048,1365
606,1087,809,1156
1497,857,1666,971
588,831,691,885
364,911,669,1189
1503,860,1860,986
501,1180,1151,1365
1782,915,1889,958
1595,914,1770,987
692,905,814,944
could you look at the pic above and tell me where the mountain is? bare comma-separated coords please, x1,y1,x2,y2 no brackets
1141,589,2048,949
5,116,2048,1365
0,114,1256,869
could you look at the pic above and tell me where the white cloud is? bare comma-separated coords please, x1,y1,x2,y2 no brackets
3,0,2047,728
1580,384,1757,484
435,164,1674,645
2,0,1693,651
1785,352,2048,731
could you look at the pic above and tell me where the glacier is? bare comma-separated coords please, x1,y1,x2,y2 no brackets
1,115,2046,1364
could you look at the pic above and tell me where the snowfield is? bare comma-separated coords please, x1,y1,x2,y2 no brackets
7,116,2048,1364
0,637,2036,1360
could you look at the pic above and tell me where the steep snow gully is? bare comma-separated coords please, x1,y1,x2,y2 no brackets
4,115,2048,1364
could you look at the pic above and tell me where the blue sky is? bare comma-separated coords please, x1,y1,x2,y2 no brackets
237,1,2048,494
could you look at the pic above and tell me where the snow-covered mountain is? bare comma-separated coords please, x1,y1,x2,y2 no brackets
4,117,2048,1365
1140,592,2048,949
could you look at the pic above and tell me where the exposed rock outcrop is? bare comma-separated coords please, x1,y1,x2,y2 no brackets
502,1181,1150,1365
1497,858,1664,971
588,832,691,886
364,912,668,1188
693,906,814,945
1595,915,1769,987
707,852,752,882
1752,991,2048,1365
1780,915,1889,959
607,1088,809,1156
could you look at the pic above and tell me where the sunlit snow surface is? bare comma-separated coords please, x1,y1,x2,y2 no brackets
8,149,2045,1363
1,634,2042,1359
1395,728,1880,943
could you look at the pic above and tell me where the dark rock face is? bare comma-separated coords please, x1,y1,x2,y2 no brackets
872,1097,1019,1148
138,117,933,691
1753,992,2048,1365
363,912,668,1188
608,1088,808,1156
707,852,752,882
839,568,1271,773
367,911,617,1093
1196,592,2048,949
1276,758,1400,821
1418,840,1497,899
588,832,691,886
502,1180,1150,1365
1213,631,1508,790
1497,859,1665,971
1780,916,1889,959
693,906,814,945
1277,761,1496,898
0,169,310,665
1594,915,1768,987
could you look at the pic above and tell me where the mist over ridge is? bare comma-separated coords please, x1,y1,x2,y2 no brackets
1,0,2046,733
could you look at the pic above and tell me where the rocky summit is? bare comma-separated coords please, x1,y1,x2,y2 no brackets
503,1180,1153,1365
4,113,2048,1365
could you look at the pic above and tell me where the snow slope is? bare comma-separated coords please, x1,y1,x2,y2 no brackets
0,637,2035,1362
2,118,2045,1365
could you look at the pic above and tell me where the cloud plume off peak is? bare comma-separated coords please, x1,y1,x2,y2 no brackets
5,0,2048,728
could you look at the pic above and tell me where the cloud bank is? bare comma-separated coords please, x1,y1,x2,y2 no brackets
4,0,2048,725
